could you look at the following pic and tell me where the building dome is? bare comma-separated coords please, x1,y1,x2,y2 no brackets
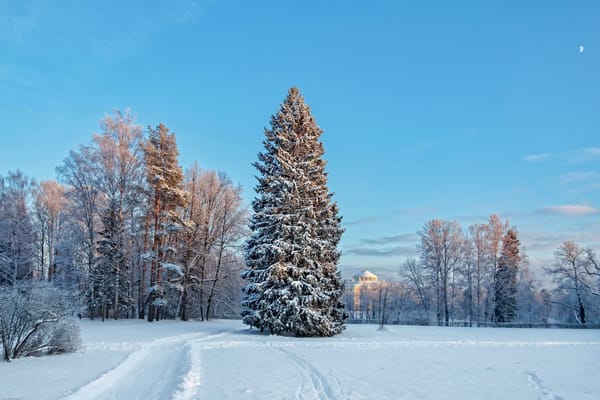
353,270,378,282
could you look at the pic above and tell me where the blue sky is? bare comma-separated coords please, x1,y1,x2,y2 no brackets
1,0,599,279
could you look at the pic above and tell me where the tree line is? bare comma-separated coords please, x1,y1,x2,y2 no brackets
0,110,247,322
347,215,600,326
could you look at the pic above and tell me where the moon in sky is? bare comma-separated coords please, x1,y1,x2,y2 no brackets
579,45,584,53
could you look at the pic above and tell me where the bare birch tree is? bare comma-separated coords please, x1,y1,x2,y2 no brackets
34,180,67,281
545,241,595,324
177,166,246,321
419,219,465,326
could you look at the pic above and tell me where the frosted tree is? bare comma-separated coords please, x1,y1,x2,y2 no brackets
545,241,595,324
34,180,67,282
465,215,508,325
58,110,145,318
493,228,520,323
419,219,465,326
175,166,247,321
516,264,541,323
242,87,346,337
0,282,80,361
57,143,101,298
582,247,599,297
203,174,247,320
92,110,145,319
142,123,187,322
401,258,431,318
88,203,130,320
467,222,491,325
485,215,507,321
0,170,37,285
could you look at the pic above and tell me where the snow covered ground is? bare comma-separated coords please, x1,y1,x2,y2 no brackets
1,320,599,400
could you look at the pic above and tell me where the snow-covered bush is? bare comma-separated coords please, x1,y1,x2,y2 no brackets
48,318,81,354
0,283,81,361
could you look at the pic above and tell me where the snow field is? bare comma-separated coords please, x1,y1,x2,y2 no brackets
0,320,598,400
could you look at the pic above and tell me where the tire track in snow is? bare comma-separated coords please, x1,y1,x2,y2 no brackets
279,347,345,400
61,332,228,400
525,371,565,400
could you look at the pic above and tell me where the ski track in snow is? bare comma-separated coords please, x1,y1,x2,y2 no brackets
525,371,565,400
170,336,212,400
61,332,228,400
278,347,346,400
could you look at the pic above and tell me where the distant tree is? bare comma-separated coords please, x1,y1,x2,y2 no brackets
401,258,430,318
493,228,520,323
467,222,491,325
461,237,475,326
142,123,187,322
583,248,599,297
242,87,346,336
545,241,594,324
484,215,507,321
515,264,542,324
419,219,464,326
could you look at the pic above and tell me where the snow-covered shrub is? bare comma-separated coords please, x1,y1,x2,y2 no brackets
0,283,81,361
48,318,81,354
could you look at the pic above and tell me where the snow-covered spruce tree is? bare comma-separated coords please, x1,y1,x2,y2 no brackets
88,201,132,320
493,228,520,323
241,87,346,337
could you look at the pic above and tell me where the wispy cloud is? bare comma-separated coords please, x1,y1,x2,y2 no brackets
557,171,600,185
520,226,600,256
344,216,384,226
360,233,419,246
524,153,552,162
167,0,219,24
346,245,417,258
520,231,566,253
344,230,419,260
390,207,435,218
345,208,434,226
568,147,600,163
537,204,599,217
523,147,600,164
